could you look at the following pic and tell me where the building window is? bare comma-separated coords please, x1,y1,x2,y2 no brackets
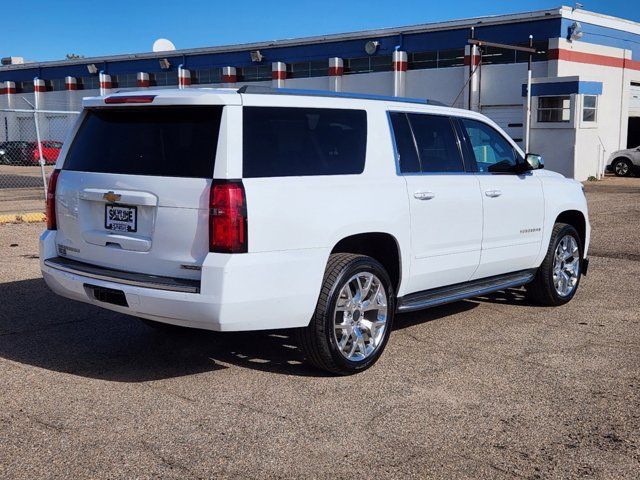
344,57,372,74
289,60,329,78
80,76,99,89
116,73,138,88
537,96,571,123
238,65,272,82
436,48,466,68
192,67,222,84
409,51,437,70
51,79,65,91
582,95,597,122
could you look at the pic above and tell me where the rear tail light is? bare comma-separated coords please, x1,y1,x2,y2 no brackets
209,180,248,253
46,169,61,230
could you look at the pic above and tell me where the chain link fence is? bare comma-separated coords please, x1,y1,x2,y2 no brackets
0,108,80,221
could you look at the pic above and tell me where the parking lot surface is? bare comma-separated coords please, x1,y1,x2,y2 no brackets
0,177,638,479
0,165,53,214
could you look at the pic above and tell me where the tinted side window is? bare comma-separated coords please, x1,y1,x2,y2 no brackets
407,114,464,173
64,107,222,178
243,107,367,178
460,118,520,173
389,112,420,173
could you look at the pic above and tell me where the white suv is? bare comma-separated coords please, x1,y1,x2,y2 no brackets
40,86,590,375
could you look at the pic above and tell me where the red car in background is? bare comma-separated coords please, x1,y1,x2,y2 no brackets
32,141,63,165
0,140,62,166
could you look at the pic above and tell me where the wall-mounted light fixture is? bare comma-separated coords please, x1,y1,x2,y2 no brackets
159,58,171,70
86,63,98,74
365,41,380,55
250,50,263,63
569,21,584,41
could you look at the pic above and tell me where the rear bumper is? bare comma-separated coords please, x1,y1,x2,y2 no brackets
44,256,201,293
40,230,328,332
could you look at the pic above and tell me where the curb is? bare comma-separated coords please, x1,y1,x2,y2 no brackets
0,212,46,224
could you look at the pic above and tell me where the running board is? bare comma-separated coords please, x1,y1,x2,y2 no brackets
396,269,536,313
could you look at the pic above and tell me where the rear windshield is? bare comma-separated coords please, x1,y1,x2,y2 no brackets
243,107,367,177
64,106,223,178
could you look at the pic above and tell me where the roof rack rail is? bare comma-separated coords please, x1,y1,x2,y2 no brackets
236,85,445,106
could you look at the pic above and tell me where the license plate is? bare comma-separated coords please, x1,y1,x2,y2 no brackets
105,204,137,232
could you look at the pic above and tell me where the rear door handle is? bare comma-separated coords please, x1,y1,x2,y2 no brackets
414,191,435,200
484,189,502,198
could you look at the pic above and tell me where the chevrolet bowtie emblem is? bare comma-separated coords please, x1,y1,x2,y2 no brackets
103,191,121,203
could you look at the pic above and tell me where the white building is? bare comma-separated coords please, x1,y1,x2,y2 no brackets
1,5,640,180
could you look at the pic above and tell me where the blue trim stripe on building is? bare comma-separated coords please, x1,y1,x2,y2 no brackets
521,80,603,97
0,18,562,82
560,18,640,59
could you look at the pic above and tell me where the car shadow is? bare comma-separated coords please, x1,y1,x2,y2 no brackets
471,287,535,306
0,278,330,381
0,278,530,381
393,300,479,330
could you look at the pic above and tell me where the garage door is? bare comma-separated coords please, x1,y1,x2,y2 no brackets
630,83,640,117
481,106,524,147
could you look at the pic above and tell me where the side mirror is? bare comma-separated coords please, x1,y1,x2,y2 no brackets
525,153,544,170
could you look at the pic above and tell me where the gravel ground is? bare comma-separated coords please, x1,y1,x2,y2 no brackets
0,176,638,479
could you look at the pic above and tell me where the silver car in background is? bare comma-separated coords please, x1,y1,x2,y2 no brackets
607,147,640,177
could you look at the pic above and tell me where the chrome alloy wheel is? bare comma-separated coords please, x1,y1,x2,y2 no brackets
333,272,388,361
615,161,629,176
553,234,580,297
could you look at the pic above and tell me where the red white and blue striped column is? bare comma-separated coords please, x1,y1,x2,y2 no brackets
1,81,16,108
222,66,237,86
137,72,150,88
99,71,112,96
328,57,343,92
393,50,408,97
178,65,191,89
34,78,46,93
272,62,286,89
34,77,46,109
1,81,16,95
65,77,78,111
65,76,77,90
33,77,47,166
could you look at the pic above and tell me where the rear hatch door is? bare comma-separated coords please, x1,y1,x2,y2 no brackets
55,105,223,280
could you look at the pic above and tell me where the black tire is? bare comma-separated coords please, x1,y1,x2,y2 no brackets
296,253,395,375
612,158,633,177
525,223,583,306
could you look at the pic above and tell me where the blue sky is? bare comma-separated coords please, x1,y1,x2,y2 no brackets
1,0,638,62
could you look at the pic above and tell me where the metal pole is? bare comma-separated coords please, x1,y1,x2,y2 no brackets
33,109,48,198
525,34,533,154
468,27,475,111
478,48,482,110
